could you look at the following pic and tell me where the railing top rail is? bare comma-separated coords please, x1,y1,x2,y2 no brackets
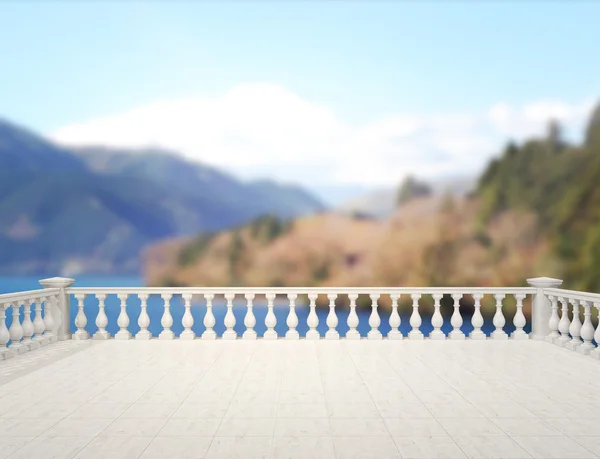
545,287,600,303
67,286,535,296
0,288,60,304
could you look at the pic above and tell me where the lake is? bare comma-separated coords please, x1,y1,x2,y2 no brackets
0,276,524,338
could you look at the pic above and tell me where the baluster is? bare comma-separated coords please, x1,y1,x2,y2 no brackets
0,303,11,359
137,294,151,340
223,293,237,340
368,293,382,340
591,302,600,360
243,293,257,340
115,294,131,340
408,294,423,340
388,293,402,340
202,294,217,340
43,295,56,343
492,293,508,340
9,301,24,353
181,293,195,340
264,293,277,340
566,299,582,351
511,294,528,340
546,295,560,343
556,296,571,346
306,293,320,340
346,293,360,340
159,293,174,340
32,297,47,346
470,293,485,340
286,293,299,340
22,299,36,350
325,293,339,340
94,294,109,340
577,301,595,355
430,294,445,340
450,293,465,340
73,294,89,340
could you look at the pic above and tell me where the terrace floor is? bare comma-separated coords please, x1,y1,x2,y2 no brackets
0,340,599,459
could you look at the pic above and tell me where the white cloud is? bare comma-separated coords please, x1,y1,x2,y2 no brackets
50,83,595,192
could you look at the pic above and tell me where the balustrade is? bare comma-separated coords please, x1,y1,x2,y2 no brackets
0,289,59,360
1,279,599,362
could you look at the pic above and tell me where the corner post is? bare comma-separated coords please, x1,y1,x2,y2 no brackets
526,276,563,341
39,277,75,341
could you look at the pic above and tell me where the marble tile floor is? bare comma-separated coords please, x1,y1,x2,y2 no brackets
0,339,599,459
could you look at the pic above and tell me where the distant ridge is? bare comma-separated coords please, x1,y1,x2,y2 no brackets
0,118,325,274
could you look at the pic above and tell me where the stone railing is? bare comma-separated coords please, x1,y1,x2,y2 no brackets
0,276,598,361
0,286,61,360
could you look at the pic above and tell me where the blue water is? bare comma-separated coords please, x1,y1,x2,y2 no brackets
1,276,526,338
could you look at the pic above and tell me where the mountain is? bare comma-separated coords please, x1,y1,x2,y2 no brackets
73,146,325,233
0,118,325,274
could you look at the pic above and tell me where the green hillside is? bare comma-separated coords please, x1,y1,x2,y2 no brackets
477,104,600,291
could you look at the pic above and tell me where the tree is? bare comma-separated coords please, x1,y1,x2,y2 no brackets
396,175,432,207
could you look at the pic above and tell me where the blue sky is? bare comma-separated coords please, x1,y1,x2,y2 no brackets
1,1,599,203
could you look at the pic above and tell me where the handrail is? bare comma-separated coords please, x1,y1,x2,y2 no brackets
0,288,60,303
67,286,535,295
544,287,600,303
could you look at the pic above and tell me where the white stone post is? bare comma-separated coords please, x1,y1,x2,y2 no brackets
94,294,110,340
368,293,382,340
450,293,465,340
306,293,319,340
73,294,89,340
577,301,595,355
325,293,339,340
511,294,528,340
22,299,37,350
159,293,175,340
526,277,563,340
546,295,560,343
115,294,132,340
408,294,423,340
32,298,48,346
43,295,57,343
202,294,217,340
492,293,508,340
243,293,257,340
39,277,75,340
470,293,486,340
264,293,278,340
556,296,571,346
223,293,237,340
346,293,360,340
137,294,151,340
9,302,24,353
430,294,445,340
591,302,600,360
565,299,582,351
0,303,12,359
180,293,195,340
285,293,299,340
388,293,402,340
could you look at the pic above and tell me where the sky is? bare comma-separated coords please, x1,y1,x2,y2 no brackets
1,1,599,204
